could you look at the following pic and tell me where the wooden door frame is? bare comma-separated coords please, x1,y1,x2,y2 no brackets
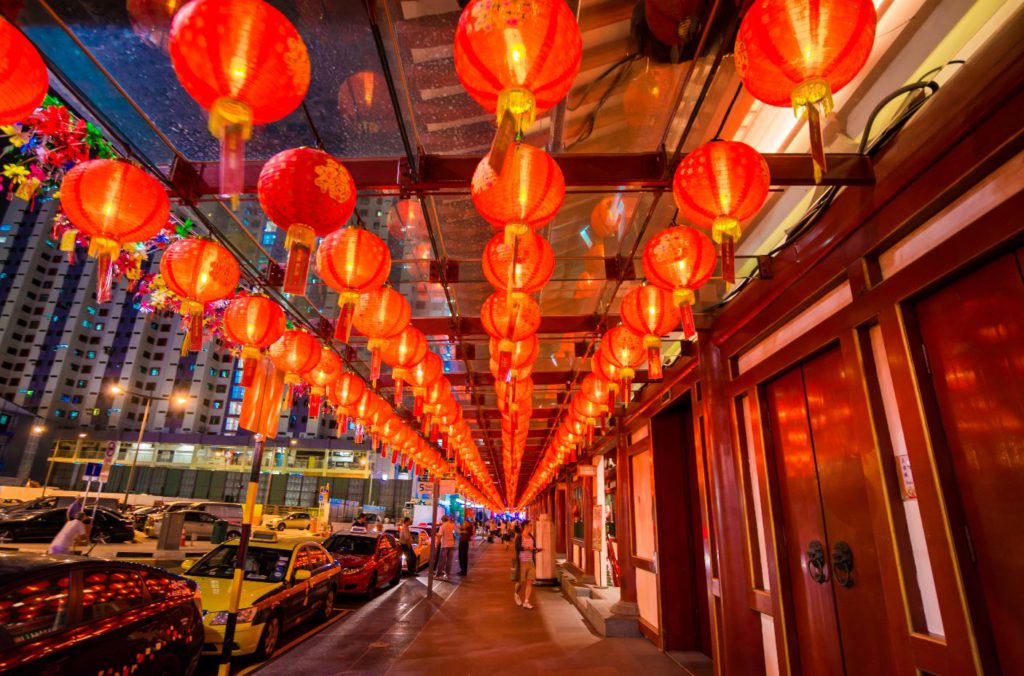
625,432,661,645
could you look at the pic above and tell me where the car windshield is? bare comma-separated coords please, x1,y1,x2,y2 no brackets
188,545,292,582
323,535,377,556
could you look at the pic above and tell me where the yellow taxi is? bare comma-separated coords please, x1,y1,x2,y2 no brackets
181,531,340,658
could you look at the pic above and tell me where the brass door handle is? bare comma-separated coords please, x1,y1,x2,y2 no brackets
832,541,854,588
806,539,828,584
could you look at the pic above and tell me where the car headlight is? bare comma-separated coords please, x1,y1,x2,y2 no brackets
210,606,258,625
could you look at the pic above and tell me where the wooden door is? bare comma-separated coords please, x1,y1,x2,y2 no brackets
915,252,1024,673
766,347,897,675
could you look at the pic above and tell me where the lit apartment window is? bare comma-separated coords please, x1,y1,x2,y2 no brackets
212,401,223,409
86,351,95,359
69,411,79,419
230,386,244,400
224,418,239,432
149,367,160,376
82,319,92,329
228,402,242,416
219,370,229,378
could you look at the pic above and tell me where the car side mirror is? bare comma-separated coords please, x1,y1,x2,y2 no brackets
180,559,195,571
293,569,312,582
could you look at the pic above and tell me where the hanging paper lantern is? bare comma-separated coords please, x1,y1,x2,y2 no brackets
268,330,322,410
258,147,356,295
644,0,701,47
168,0,311,202
0,18,47,126
353,286,411,385
304,348,342,419
223,294,287,387
338,70,395,134
592,347,622,409
380,326,428,404
481,291,541,380
482,230,554,298
580,373,612,426
351,388,383,443
600,326,646,405
453,0,581,138
642,226,716,339
60,160,170,303
488,335,538,383
619,284,680,381
735,0,876,181
330,372,367,432
590,194,628,239
472,143,565,246
160,238,240,353
409,351,443,419
315,226,391,342
673,140,769,284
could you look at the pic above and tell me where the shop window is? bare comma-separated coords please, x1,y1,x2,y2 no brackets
0,574,69,643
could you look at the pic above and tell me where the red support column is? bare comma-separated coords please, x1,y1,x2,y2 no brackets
583,472,595,581
697,333,764,674
610,427,638,617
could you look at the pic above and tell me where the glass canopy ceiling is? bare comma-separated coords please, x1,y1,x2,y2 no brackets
18,0,1009,503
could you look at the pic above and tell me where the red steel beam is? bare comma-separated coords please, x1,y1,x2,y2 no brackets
167,152,872,198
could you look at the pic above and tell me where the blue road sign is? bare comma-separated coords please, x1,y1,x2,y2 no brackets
84,462,102,479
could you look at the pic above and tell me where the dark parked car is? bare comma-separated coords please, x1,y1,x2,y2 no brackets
0,553,203,674
0,495,120,516
0,507,135,543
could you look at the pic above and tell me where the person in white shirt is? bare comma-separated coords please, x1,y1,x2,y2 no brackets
434,516,456,580
48,514,90,554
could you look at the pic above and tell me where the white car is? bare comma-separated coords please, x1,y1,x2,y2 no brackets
263,512,313,531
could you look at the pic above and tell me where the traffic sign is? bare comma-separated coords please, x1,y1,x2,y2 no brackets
417,480,434,496
83,462,102,480
99,441,117,482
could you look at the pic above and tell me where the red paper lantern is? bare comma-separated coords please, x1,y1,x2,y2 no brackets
409,351,443,419
268,330,322,410
60,160,170,303
315,227,391,342
223,294,286,386
644,0,701,47
580,373,612,426
736,0,876,180
482,230,554,297
0,17,47,124
591,347,622,409
619,284,680,381
380,326,428,404
353,286,411,385
454,0,581,136
481,291,541,379
472,143,565,245
600,325,646,404
305,348,342,419
488,335,538,382
330,372,367,432
169,0,310,202
642,226,716,338
258,147,356,295
160,238,240,353
673,141,769,283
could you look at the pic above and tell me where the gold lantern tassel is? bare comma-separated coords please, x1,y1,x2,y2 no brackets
712,216,741,286
283,223,315,295
209,97,253,210
792,79,833,184
673,289,696,339
644,335,663,381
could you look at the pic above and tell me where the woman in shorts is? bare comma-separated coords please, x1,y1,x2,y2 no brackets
513,521,539,609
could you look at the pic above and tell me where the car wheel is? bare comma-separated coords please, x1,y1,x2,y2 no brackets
149,651,181,676
364,572,378,599
256,614,281,659
317,585,336,622
276,522,287,531
226,530,241,540
0,529,15,542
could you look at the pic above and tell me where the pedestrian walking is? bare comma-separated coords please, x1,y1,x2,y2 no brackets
458,519,474,575
48,513,90,554
434,515,456,580
66,496,83,521
399,517,418,575
513,521,539,609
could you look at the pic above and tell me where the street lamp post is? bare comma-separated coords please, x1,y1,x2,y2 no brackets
110,385,188,507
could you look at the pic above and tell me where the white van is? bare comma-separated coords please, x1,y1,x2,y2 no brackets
190,502,243,526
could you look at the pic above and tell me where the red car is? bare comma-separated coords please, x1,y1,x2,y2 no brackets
321,529,401,596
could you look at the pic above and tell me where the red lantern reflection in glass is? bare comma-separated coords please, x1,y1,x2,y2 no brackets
330,372,367,434
304,348,342,419
353,286,411,386
315,227,390,342
169,0,310,204
258,147,356,295
160,238,240,353
735,0,876,181
380,326,428,404
590,194,628,239
642,226,716,339
338,70,395,135
409,351,443,419
482,230,554,299
60,160,171,303
619,284,679,381
472,143,565,246
0,17,48,124
673,141,769,284
454,0,581,139
268,330,321,411
600,326,646,405
223,294,286,386
481,291,541,381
